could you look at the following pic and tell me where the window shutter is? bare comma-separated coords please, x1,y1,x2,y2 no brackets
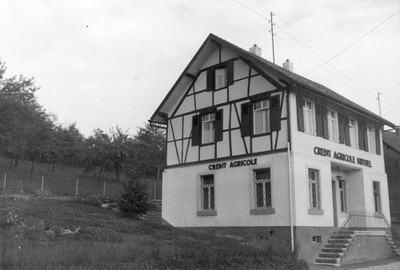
363,124,369,152
358,121,366,151
206,68,215,91
270,95,281,131
226,61,234,86
375,125,381,155
338,114,345,144
191,115,201,146
344,117,351,146
322,106,329,139
296,95,304,132
215,110,223,142
315,104,323,137
241,102,252,137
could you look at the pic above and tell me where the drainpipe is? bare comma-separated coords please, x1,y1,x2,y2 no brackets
286,83,295,253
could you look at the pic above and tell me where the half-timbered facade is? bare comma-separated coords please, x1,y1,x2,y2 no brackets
150,34,395,263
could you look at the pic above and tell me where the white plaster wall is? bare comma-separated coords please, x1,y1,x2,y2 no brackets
249,75,275,96
162,152,291,227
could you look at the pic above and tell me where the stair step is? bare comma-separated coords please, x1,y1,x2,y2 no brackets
325,244,349,249
322,248,345,253
315,257,340,264
331,235,353,240
319,252,341,258
328,239,351,244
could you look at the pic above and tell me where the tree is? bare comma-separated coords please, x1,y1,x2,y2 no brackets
108,127,133,181
117,178,151,218
83,128,113,177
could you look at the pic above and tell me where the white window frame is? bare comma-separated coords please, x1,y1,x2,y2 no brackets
253,168,272,209
201,112,215,144
200,174,215,211
308,169,321,210
348,118,358,148
367,125,376,153
327,109,339,142
303,99,316,135
338,179,347,213
253,99,270,135
373,181,381,213
215,67,227,89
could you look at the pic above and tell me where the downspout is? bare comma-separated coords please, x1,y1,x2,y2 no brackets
286,83,295,253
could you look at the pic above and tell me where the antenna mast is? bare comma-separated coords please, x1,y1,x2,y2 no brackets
268,12,276,64
377,92,382,116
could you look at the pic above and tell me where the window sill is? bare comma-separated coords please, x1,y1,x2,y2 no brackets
197,210,217,216
250,208,275,215
308,209,324,215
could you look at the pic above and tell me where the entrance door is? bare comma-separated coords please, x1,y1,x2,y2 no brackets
332,181,338,227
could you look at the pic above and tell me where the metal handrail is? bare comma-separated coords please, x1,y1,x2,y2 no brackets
340,211,391,233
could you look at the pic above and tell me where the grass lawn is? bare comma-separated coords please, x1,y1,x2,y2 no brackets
0,195,308,270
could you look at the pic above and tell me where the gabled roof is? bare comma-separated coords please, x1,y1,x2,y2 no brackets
383,131,400,154
150,33,395,127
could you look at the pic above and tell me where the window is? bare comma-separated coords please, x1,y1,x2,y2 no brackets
338,180,347,213
254,169,272,208
327,110,338,141
348,118,358,148
206,61,234,91
303,100,315,135
201,175,215,211
367,125,376,153
253,99,270,135
373,181,381,213
308,169,321,211
215,67,227,89
202,112,215,144
192,110,223,146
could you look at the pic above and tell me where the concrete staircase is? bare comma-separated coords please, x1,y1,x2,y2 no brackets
386,234,400,256
314,231,355,267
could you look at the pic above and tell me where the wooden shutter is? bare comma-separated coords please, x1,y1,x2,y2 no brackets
358,121,367,151
226,61,234,86
296,95,304,132
344,117,351,146
375,125,381,155
191,115,201,146
241,102,252,137
338,114,346,144
315,104,323,137
270,95,281,131
206,68,215,91
215,110,223,142
322,106,329,139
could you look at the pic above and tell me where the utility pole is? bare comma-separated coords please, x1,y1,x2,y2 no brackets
268,12,276,64
377,92,382,116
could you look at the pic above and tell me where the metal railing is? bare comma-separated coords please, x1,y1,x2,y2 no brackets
340,211,391,233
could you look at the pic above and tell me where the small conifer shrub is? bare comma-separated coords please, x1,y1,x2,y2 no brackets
117,179,151,218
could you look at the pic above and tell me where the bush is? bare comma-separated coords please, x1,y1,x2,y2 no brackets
117,179,150,218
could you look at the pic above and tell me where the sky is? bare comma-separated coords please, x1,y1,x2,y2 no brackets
1,0,399,137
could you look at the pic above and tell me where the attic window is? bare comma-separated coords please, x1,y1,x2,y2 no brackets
207,61,234,91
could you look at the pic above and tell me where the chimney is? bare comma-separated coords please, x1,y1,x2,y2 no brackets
249,44,261,56
282,59,294,72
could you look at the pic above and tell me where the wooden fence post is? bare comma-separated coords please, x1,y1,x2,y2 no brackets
3,173,6,190
75,178,79,196
103,181,106,196
41,176,44,192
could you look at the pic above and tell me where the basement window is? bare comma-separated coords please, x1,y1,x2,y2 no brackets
312,236,322,244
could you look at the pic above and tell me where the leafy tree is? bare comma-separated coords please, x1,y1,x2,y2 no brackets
83,128,113,177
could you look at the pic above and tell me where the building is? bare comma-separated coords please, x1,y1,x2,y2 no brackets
149,34,396,265
383,128,400,223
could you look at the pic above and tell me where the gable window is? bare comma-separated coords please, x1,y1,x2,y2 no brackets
373,181,381,213
241,95,281,137
192,110,223,146
202,112,215,144
303,100,316,135
201,175,215,211
215,67,227,89
253,99,270,135
308,169,323,215
206,61,234,91
348,118,358,148
327,109,338,141
367,125,376,153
